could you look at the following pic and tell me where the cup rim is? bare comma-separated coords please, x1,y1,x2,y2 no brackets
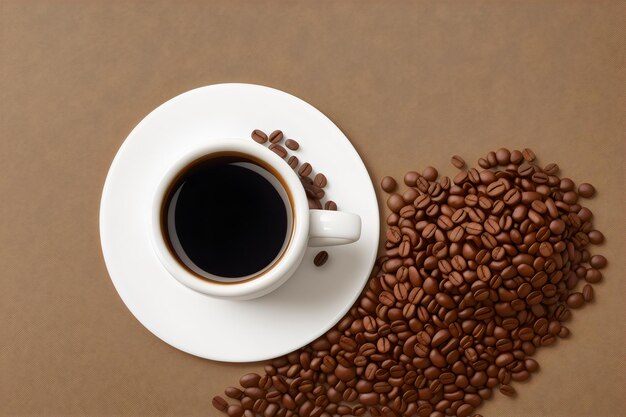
150,139,310,298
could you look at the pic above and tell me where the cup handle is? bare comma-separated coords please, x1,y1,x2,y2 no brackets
308,209,361,247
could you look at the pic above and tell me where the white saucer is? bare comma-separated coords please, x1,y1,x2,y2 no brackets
99,84,379,362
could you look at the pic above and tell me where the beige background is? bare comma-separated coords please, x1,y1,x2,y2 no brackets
1,1,624,416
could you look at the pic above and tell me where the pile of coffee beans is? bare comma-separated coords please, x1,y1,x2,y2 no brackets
213,147,606,417
251,129,336,267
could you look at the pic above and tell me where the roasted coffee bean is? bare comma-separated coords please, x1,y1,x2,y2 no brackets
582,284,594,302
268,130,283,143
578,183,595,198
269,143,288,158
227,405,245,417
225,387,244,399
299,163,312,177
499,385,516,397
314,251,328,267
381,176,397,192
251,129,268,143
314,173,327,188
590,255,607,269
284,138,299,150
287,155,299,169
451,155,466,169
324,200,337,211
423,166,438,181
213,395,228,411
566,292,585,308
240,373,261,388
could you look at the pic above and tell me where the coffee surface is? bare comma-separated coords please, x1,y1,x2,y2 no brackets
164,156,289,279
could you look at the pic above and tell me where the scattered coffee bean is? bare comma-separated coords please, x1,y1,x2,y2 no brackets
422,166,438,181
285,139,299,150
269,130,283,143
287,155,299,169
451,155,466,169
251,129,268,144
522,148,536,162
499,385,516,397
582,284,594,302
578,183,595,198
213,395,228,411
269,143,288,158
314,173,328,188
381,176,397,193
314,251,329,267
217,147,606,417
299,163,312,177
227,404,244,417
324,200,337,211
590,255,607,269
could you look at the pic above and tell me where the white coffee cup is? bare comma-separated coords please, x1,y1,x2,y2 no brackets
150,139,361,300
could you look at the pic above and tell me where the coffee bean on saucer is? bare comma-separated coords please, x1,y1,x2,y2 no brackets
285,139,299,150
269,130,283,143
251,129,268,144
308,198,322,209
287,155,299,169
269,144,287,158
299,163,312,177
314,251,328,266
314,173,327,188
324,200,337,211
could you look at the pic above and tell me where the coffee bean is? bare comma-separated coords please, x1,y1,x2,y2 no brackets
299,163,312,177
227,404,245,417
582,284,594,302
451,155,466,169
324,200,337,211
589,255,607,269
287,155,299,169
578,183,595,198
566,292,585,308
423,166,438,181
588,230,604,244
381,176,397,192
314,251,328,267
251,129,268,144
499,385,516,397
308,198,322,209
314,173,327,188
268,130,283,143
240,373,261,388
585,268,602,283
225,387,243,399
486,181,506,197
284,138,299,150
521,148,536,161
269,143,287,158
213,395,228,411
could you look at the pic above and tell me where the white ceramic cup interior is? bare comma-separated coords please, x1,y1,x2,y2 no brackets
150,139,361,300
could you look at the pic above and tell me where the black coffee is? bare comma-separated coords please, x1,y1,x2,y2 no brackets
163,155,290,280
